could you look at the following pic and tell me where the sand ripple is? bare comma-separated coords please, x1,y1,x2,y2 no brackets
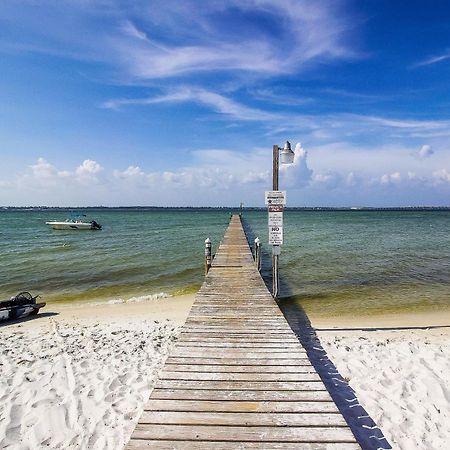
0,319,178,449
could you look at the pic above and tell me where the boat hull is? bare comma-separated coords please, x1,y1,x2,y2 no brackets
46,221,97,230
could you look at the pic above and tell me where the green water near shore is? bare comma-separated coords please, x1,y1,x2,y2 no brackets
0,208,449,316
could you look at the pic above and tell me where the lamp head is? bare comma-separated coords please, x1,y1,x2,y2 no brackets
280,140,295,165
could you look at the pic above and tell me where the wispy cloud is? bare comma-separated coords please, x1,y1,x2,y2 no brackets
249,88,314,106
410,50,450,69
103,87,450,142
102,87,280,121
1,0,360,81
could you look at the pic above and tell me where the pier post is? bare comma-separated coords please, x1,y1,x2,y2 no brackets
254,237,261,272
272,145,280,298
204,238,212,275
269,141,294,298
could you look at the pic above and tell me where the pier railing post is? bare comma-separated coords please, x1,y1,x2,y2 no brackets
204,238,212,275
254,237,261,272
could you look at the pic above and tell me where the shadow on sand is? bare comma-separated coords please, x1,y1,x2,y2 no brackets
281,299,392,450
0,311,58,328
241,216,392,450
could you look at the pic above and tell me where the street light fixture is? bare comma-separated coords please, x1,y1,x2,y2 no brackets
271,140,295,298
280,141,295,165
272,141,295,190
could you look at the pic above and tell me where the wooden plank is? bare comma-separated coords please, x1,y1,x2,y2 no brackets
170,350,308,359
180,328,294,334
144,399,340,413
162,364,314,373
165,357,311,365
150,389,333,402
159,372,320,381
173,343,305,351
155,380,326,391
175,342,304,349
127,441,361,449
177,333,299,339
177,334,297,341
138,411,347,426
131,424,357,443
176,337,301,344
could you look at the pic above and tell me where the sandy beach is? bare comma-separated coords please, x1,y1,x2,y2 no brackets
0,295,194,450
1,296,449,449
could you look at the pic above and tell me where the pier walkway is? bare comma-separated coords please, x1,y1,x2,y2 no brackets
127,215,360,449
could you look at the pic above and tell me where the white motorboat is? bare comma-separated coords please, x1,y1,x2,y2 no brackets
46,217,102,230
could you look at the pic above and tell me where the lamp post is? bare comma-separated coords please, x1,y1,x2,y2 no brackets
271,141,295,298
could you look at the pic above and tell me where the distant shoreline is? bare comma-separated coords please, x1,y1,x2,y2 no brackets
2,205,450,211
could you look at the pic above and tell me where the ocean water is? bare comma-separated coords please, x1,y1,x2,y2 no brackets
0,208,449,317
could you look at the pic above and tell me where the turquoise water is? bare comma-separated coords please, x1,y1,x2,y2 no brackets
0,209,449,316
245,210,450,317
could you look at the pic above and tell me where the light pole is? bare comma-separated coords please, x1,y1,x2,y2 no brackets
271,141,295,298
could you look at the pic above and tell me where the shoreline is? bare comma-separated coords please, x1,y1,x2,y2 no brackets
14,291,450,330
38,293,196,327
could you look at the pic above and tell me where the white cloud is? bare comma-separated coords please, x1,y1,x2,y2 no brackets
418,144,434,159
28,158,73,188
433,169,450,184
30,157,64,179
379,172,402,185
113,165,145,178
75,159,103,177
280,142,313,187
3,148,450,206
312,171,342,189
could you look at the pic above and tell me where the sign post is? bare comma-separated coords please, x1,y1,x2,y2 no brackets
268,141,295,298
265,190,286,298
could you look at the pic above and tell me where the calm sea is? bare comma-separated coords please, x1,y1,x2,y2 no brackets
1,208,449,317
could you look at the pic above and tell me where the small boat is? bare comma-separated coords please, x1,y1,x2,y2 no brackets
0,292,46,321
46,215,102,230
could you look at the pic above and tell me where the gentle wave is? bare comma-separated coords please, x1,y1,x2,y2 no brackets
89,292,170,306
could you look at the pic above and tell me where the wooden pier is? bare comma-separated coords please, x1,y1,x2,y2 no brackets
127,215,360,449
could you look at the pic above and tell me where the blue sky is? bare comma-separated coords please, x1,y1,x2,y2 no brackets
1,0,450,206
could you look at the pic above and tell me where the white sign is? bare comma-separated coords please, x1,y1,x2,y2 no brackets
265,191,286,206
268,211,283,227
269,226,283,245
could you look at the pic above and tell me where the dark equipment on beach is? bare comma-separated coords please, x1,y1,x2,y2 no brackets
0,292,46,321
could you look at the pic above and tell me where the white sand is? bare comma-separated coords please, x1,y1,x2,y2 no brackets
1,297,449,449
318,327,450,450
0,294,194,450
